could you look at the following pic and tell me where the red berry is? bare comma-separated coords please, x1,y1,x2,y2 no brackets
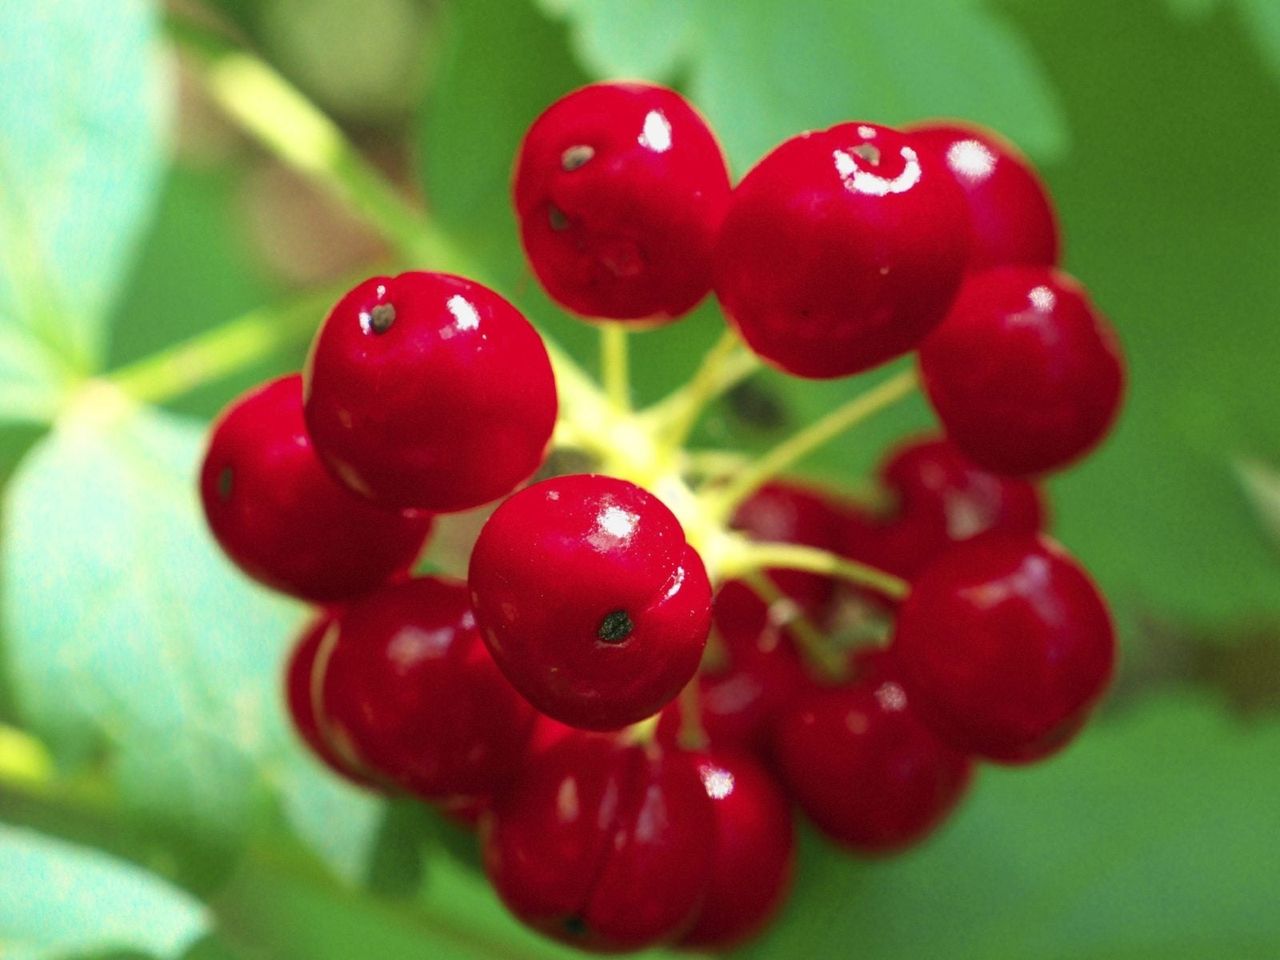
907,121,1060,270
893,533,1116,763
876,435,1046,577
514,82,731,322
714,122,970,378
918,267,1125,476
304,272,557,512
484,737,714,951
732,482,845,613
200,375,432,603
772,649,974,853
682,750,795,949
283,614,373,786
469,475,713,730
318,577,536,798
658,581,810,753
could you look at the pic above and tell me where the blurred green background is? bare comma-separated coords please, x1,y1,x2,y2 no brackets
1,0,1277,957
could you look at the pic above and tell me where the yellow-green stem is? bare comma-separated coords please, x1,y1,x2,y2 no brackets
600,325,631,411
723,542,909,600
108,285,343,403
706,368,918,521
676,679,707,751
647,329,759,445
741,571,847,680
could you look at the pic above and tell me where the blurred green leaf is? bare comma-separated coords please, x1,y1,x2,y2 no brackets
1006,0,1280,630
0,395,383,873
1237,460,1280,554
740,695,1280,959
0,0,169,419
0,823,208,959
539,0,1067,170
1238,0,1280,80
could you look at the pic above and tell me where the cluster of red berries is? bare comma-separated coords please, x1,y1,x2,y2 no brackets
200,81,1125,951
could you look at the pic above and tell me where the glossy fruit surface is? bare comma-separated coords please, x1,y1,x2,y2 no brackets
876,435,1046,577
514,82,731,322
772,649,974,852
893,532,1116,762
908,121,1060,270
732,482,845,612
714,122,970,378
200,374,432,602
484,737,714,951
319,577,536,798
469,475,713,730
682,750,795,948
283,614,373,786
304,272,557,512
918,267,1125,476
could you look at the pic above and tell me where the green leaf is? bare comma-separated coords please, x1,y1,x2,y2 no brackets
1237,460,1280,554
0,393,297,843
1238,0,1280,81
1005,0,1280,630
538,0,1067,171
0,823,208,959
0,393,382,874
0,0,170,415
534,0,692,80
739,696,1280,960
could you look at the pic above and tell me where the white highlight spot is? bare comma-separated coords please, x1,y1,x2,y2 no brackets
1028,285,1056,311
638,110,673,153
946,139,997,184
833,146,922,197
599,505,638,539
701,766,735,800
874,681,908,713
447,294,481,331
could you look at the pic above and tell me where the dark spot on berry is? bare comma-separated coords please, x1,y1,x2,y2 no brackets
548,204,569,231
216,465,234,502
852,142,881,165
561,144,595,171
597,610,634,644
562,915,589,938
367,303,396,334
727,380,789,431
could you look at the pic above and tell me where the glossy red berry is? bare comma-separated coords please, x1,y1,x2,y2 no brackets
658,580,811,753
714,122,970,378
907,121,1060,270
318,577,536,799
893,532,1116,763
283,614,373,786
875,435,1046,577
682,750,795,949
304,272,557,512
732,482,845,613
918,267,1125,476
514,82,731,322
772,649,974,853
484,737,714,951
469,475,713,730
200,374,432,603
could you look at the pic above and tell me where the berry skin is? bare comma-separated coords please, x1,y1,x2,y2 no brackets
283,614,373,786
732,482,845,613
200,374,432,603
893,532,1116,763
469,475,713,730
318,577,536,799
918,267,1125,476
714,122,970,378
514,82,731,322
875,435,1046,578
484,737,715,951
682,750,795,949
772,649,974,853
657,580,811,753
907,121,1060,270
304,272,557,512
